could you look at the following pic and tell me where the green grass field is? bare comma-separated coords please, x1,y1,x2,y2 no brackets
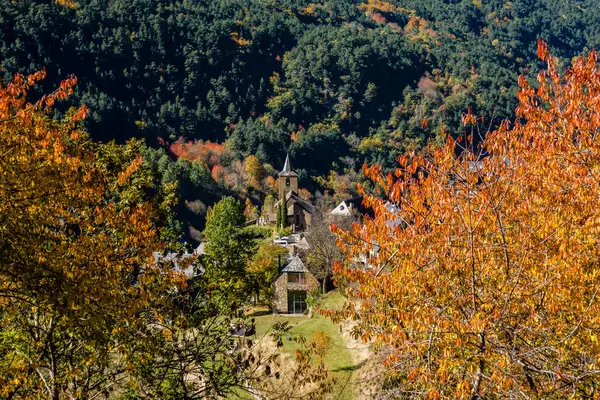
249,291,356,400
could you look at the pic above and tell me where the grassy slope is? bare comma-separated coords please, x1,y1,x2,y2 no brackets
250,291,356,400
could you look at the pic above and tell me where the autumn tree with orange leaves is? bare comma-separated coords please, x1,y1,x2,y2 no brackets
327,41,600,398
0,69,189,398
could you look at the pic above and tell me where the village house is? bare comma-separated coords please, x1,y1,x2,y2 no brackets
153,251,197,278
328,196,374,223
272,255,319,314
152,242,207,279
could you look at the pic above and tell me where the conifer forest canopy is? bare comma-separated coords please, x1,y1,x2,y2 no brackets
2,0,599,239
2,0,599,166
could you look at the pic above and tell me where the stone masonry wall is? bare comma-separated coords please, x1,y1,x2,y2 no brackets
306,271,319,293
272,273,288,313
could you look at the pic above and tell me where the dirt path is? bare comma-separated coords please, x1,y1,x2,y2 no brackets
338,320,384,400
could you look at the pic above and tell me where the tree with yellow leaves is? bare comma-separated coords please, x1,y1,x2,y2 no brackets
327,41,600,398
0,69,185,398
245,154,265,188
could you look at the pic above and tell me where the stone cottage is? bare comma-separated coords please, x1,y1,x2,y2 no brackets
272,255,319,314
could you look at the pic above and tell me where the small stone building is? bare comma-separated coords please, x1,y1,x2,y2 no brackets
272,255,319,314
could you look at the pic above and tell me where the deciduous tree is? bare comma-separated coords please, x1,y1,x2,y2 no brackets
245,154,265,187
0,70,322,400
328,42,600,398
247,242,288,304
0,70,183,399
303,211,350,294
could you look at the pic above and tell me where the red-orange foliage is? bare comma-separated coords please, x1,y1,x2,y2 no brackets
210,164,225,183
265,176,277,193
169,139,225,168
298,188,312,201
327,41,600,398
370,12,387,24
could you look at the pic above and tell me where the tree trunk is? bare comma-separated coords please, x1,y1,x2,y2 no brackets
472,333,485,399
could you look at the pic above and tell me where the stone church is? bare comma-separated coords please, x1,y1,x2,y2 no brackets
271,154,315,233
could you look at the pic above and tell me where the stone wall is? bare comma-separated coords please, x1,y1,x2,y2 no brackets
306,271,319,293
290,203,312,233
272,273,288,313
278,175,298,200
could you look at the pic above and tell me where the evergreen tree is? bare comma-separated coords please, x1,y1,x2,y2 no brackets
278,202,288,230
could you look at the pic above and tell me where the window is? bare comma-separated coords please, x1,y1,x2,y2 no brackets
286,177,290,187
287,272,306,284
288,291,307,314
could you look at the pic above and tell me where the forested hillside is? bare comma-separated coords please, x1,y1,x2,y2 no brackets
2,0,599,238
6,2,600,398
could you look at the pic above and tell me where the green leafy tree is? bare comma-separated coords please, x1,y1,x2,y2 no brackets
247,242,288,304
261,194,277,221
203,197,254,288
277,202,288,230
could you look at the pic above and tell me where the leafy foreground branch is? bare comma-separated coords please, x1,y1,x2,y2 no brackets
327,41,600,398
0,71,331,399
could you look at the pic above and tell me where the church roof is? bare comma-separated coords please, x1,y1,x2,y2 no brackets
275,190,316,214
278,153,298,177
290,193,316,214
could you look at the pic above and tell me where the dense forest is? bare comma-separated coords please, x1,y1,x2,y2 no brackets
2,0,599,239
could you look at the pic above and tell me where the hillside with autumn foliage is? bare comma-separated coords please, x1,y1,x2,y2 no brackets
6,0,600,398
2,0,600,239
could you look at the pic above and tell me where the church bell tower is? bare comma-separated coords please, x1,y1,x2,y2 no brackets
278,153,298,200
